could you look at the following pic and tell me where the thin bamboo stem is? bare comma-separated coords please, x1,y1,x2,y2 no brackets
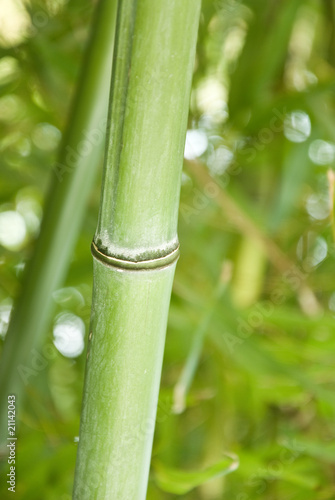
73,1,201,498
0,0,117,441
173,262,232,414
185,159,322,316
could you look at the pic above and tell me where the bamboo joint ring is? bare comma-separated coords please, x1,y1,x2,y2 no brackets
91,241,180,271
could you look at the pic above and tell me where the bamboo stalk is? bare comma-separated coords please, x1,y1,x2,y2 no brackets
0,0,117,441
73,1,201,498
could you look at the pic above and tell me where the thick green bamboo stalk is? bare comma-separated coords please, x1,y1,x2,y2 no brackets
0,0,117,441
73,0,201,498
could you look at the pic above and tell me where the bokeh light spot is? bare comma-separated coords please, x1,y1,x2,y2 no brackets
53,313,85,358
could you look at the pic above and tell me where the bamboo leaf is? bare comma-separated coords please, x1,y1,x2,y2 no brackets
153,453,239,494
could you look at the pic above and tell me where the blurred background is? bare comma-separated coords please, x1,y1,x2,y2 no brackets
1,0,335,498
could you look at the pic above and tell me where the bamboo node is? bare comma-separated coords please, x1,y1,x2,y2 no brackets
91,241,179,271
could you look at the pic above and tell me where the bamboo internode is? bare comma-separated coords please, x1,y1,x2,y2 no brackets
73,0,201,498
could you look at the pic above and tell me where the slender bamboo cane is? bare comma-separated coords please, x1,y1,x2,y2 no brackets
0,0,117,441
73,0,201,498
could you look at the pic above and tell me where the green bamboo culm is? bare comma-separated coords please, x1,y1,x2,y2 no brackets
0,0,117,441
73,0,201,498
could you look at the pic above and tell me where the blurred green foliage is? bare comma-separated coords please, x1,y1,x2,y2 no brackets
1,0,335,498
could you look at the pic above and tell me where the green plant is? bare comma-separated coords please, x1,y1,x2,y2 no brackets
72,0,201,498
0,0,117,438
2,1,335,498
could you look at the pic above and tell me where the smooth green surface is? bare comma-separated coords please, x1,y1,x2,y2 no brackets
73,260,176,499
96,0,201,260
0,0,117,440
74,1,201,497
